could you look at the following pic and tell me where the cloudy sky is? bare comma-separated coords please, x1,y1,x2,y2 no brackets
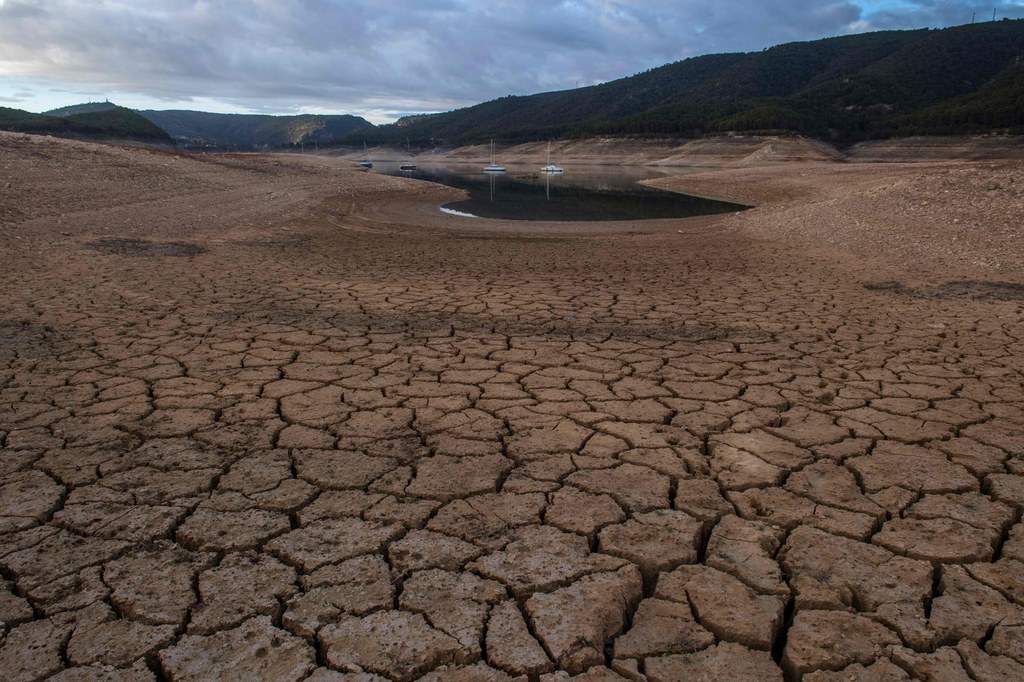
1,0,1022,123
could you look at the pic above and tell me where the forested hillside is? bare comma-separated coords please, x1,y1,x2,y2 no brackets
45,101,119,117
350,20,1024,145
139,110,372,149
0,105,172,142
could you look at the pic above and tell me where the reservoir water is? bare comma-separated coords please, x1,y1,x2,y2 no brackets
374,163,748,222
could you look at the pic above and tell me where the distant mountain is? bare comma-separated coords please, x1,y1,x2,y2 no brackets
45,101,119,117
138,110,373,149
351,19,1024,145
0,104,172,143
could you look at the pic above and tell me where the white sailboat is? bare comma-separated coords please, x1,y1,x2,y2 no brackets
357,141,373,168
540,141,563,173
400,137,417,171
484,140,506,172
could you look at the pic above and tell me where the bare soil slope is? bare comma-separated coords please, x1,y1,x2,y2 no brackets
650,160,1024,277
358,134,1024,167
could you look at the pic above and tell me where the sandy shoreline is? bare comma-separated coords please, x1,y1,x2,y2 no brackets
1,131,1022,681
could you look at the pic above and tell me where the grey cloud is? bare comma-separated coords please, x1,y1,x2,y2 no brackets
0,1,1016,121
0,1,48,19
856,1,1024,29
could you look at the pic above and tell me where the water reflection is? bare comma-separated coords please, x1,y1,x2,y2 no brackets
376,163,747,222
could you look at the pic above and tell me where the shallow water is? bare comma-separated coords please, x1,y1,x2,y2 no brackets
374,162,747,221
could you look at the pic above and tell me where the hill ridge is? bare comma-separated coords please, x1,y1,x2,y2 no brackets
0,104,172,143
45,101,119,118
352,20,1024,145
138,110,373,150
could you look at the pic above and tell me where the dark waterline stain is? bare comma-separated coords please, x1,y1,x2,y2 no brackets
86,238,205,257
378,164,748,222
864,280,1024,301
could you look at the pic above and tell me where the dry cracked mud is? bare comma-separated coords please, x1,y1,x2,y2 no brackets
1,132,1023,680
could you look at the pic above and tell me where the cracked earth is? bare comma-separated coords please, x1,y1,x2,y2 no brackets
1,132,1023,681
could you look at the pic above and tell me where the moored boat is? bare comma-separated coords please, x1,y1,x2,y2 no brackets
484,140,506,172
400,138,417,171
540,141,563,173
357,141,373,168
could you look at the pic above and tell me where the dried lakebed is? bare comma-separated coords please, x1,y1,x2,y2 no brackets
0,133,1022,681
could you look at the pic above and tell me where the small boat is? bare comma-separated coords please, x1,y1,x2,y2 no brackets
357,141,373,169
540,141,563,173
400,138,417,171
484,140,506,173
